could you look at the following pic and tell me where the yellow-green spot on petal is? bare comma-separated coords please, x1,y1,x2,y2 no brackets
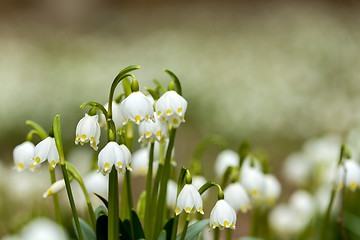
81,134,87,140
157,111,162,116
162,116,166,121
118,162,122,167
241,205,247,213
252,189,258,196
135,115,141,123
231,223,235,228
146,132,151,137
30,164,34,170
157,131,161,137
198,207,203,213
177,108,182,114
47,189,53,196
51,160,56,167
167,109,172,115
350,182,356,191
213,222,217,228
185,207,191,212
92,141,97,148
146,115,149,121
18,163,24,169
105,162,110,170
176,207,181,214
224,221,229,228
180,116,183,121
127,164,131,169
123,118,127,124
90,136,94,142
172,118,179,125
35,157,40,164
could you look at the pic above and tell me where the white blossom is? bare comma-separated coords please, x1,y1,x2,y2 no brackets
138,116,168,144
175,184,204,215
335,159,360,191
120,91,154,125
224,182,251,213
210,200,236,230
214,150,239,177
75,113,101,150
32,137,59,168
13,141,36,171
42,179,65,198
97,142,132,175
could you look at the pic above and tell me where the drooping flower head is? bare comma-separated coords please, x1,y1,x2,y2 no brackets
175,184,204,215
99,101,124,130
214,150,239,177
335,159,360,191
166,179,178,210
155,90,187,128
120,91,154,125
131,147,158,176
13,141,37,171
240,156,265,199
224,182,251,213
210,199,237,230
138,115,168,144
43,179,66,198
75,113,101,150
98,142,132,175
263,174,281,205
32,137,59,168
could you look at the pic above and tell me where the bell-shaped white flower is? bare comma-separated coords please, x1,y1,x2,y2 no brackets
263,174,281,205
240,157,265,199
13,141,36,171
210,199,236,230
214,150,239,177
155,90,187,128
75,113,101,151
175,184,204,215
99,101,124,130
131,148,158,176
32,137,59,168
97,142,132,175
335,159,360,191
167,179,178,209
120,92,154,125
138,116,168,144
43,179,66,198
224,182,251,213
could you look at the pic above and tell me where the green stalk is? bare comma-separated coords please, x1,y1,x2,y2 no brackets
180,214,190,240
108,167,119,240
226,228,232,240
150,163,164,237
144,142,155,239
66,162,96,231
250,207,259,237
49,165,62,225
320,144,345,240
214,229,220,240
53,115,84,240
153,129,177,239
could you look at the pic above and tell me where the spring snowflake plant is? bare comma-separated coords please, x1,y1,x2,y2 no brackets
13,65,358,240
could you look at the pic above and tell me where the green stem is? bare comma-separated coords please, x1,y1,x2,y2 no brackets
49,165,62,225
250,207,259,237
108,167,119,240
150,163,163,237
66,162,96,231
144,142,155,239
180,214,190,240
214,228,220,240
320,144,345,240
53,115,84,240
25,120,48,140
226,229,232,240
153,129,177,239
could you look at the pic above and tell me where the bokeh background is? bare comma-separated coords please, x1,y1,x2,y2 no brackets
1,0,360,238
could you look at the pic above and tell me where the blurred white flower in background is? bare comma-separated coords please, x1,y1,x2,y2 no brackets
214,150,239,177
224,182,251,213
13,141,36,172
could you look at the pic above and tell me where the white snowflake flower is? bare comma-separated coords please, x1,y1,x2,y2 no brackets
263,174,281,205
175,184,204,215
13,141,37,171
120,92,154,125
32,137,59,168
224,182,251,213
155,90,187,128
214,150,239,177
43,179,66,198
75,113,101,150
97,142,132,175
335,159,360,191
138,116,168,144
210,199,236,230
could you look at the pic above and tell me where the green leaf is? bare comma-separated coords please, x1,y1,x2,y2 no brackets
73,218,95,240
119,219,132,240
163,217,174,240
176,219,209,240
96,215,108,240
131,209,145,239
158,230,167,240
94,193,108,208
344,211,360,237
95,205,108,218
136,191,146,223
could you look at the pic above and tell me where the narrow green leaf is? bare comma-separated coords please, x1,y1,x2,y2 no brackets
119,219,132,240
95,205,108,218
176,219,209,240
131,209,145,239
73,218,95,240
94,193,108,208
163,217,174,240
158,230,167,240
96,215,108,240
344,211,360,237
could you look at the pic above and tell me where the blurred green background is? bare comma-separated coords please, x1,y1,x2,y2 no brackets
1,0,360,238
